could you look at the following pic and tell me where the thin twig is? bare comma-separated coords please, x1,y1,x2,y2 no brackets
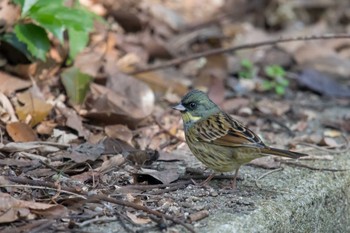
74,216,119,227
280,160,349,172
92,194,196,233
39,160,70,177
0,184,86,199
255,168,284,190
6,176,86,196
28,220,55,233
122,180,192,191
130,34,350,74
5,176,196,233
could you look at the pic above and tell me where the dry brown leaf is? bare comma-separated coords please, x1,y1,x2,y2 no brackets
134,125,160,150
36,120,57,135
0,71,31,95
126,211,151,225
58,106,89,138
0,91,18,123
74,50,104,77
30,205,68,218
6,122,38,142
95,154,126,173
71,171,100,183
134,168,179,184
126,193,144,206
318,137,339,148
51,129,78,144
14,91,53,127
125,149,159,167
105,124,133,144
84,81,154,125
256,99,290,116
222,97,250,113
0,192,61,223
0,142,62,154
134,70,188,96
68,142,105,163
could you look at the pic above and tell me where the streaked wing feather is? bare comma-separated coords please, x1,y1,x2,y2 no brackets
191,112,265,147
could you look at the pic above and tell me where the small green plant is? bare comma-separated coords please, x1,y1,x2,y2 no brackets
3,0,100,61
238,59,255,79
262,65,289,95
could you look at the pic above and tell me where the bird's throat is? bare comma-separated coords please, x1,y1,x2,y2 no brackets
181,112,201,131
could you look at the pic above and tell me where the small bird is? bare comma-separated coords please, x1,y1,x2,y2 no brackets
173,89,307,188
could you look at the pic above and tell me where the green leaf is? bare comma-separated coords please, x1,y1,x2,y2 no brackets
275,85,286,95
241,59,253,69
25,0,64,15
61,67,93,105
278,78,289,87
56,8,94,31
21,0,39,16
265,65,286,78
30,11,65,42
262,80,274,90
0,33,34,61
68,28,89,59
14,23,50,61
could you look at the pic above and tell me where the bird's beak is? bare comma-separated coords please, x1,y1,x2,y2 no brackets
172,103,186,112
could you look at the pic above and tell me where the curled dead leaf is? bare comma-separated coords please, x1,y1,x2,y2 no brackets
6,122,38,142
14,91,53,127
126,211,151,225
84,81,154,125
0,192,65,223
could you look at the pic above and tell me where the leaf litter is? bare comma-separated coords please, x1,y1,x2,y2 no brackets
0,0,349,232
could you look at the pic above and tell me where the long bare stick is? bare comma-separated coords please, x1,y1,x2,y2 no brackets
130,34,350,75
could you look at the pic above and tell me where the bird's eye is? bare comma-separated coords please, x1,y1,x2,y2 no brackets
189,102,197,109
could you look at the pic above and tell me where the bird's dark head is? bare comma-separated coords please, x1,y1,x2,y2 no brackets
173,89,220,130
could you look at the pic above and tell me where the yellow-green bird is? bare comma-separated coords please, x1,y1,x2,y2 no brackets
173,89,307,188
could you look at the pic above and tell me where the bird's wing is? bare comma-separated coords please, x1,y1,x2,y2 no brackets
190,112,265,147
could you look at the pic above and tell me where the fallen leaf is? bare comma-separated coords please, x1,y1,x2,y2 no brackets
0,142,62,154
125,149,159,167
15,91,53,127
296,69,350,97
256,99,290,116
133,168,179,184
36,120,57,135
318,137,339,148
134,70,188,96
0,91,18,122
58,106,89,138
51,129,78,144
68,142,105,163
102,138,135,154
126,211,151,225
6,122,38,142
105,124,133,144
30,205,68,219
0,71,31,95
95,154,126,173
84,81,154,125
0,192,62,223
61,67,93,105
222,97,250,113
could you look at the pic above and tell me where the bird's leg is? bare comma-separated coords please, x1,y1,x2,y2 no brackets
191,173,215,187
230,167,240,189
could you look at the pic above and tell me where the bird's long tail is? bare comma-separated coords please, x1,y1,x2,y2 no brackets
261,147,307,158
